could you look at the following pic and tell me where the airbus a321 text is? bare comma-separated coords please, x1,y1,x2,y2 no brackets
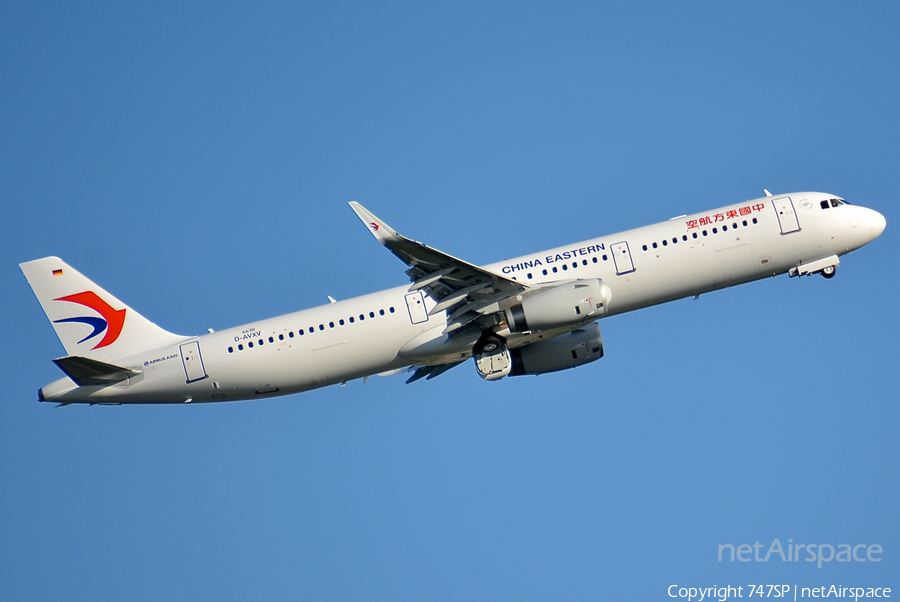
21,192,885,405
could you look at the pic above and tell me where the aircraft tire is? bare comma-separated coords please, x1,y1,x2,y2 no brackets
475,334,504,354
821,265,837,279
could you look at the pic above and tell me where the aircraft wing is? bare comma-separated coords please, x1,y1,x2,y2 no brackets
349,202,528,334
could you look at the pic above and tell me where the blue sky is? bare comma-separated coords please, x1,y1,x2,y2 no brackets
2,2,897,600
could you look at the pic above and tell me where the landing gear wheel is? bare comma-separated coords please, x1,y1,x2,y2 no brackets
475,334,503,354
473,333,512,381
821,265,836,279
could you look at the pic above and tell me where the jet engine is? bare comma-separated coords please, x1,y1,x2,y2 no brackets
509,323,604,376
505,279,611,333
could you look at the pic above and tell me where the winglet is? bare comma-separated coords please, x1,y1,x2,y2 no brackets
348,201,401,244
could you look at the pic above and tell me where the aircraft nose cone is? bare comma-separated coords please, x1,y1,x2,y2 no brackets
873,210,887,238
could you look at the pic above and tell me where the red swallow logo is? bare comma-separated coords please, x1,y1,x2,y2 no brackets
369,222,379,231
53,291,126,349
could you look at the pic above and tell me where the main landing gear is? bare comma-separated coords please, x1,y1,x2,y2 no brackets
473,333,511,381
821,265,837,279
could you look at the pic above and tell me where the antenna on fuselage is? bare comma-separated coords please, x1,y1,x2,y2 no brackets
764,189,773,197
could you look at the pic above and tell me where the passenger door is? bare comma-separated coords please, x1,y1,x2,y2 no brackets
179,341,208,383
773,197,801,234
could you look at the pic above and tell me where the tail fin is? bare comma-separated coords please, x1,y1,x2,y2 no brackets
20,257,187,360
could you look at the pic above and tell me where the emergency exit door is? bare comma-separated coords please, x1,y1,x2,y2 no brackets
773,197,801,234
611,241,635,275
405,291,429,324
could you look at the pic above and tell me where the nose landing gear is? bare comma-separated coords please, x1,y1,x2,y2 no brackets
788,255,840,279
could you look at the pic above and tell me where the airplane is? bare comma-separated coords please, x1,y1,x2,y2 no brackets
20,191,885,405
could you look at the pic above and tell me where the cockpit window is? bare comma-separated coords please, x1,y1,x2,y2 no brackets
821,198,847,209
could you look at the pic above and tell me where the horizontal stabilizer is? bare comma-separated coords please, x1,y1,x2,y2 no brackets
52,356,141,386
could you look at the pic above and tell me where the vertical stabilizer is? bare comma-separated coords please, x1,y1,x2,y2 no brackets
20,257,187,360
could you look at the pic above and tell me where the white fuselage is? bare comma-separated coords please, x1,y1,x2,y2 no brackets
38,192,885,404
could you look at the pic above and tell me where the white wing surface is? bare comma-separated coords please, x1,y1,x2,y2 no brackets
349,202,528,335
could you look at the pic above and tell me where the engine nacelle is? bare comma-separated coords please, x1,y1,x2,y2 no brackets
505,279,611,333
509,323,604,376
